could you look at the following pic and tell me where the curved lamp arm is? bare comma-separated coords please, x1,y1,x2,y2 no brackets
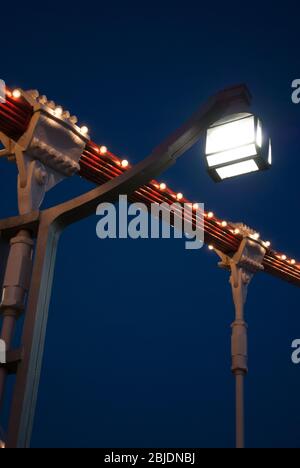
44,83,251,229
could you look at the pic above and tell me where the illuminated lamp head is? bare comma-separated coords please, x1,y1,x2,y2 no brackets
204,113,272,182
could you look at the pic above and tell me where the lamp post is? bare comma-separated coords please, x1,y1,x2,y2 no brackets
0,84,252,448
0,82,297,449
215,232,266,448
203,108,272,447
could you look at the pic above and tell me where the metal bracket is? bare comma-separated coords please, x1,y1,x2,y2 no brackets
0,134,13,158
215,236,266,448
216,237,266,320
0,126,48,215
215,237,266,373
0,89,87,215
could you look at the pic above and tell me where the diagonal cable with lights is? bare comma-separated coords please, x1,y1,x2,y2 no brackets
0,87,299,287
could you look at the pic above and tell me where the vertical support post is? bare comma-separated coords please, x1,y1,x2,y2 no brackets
0,231,34,410
216,236,266,449
230,265,249,449
6,215,60,448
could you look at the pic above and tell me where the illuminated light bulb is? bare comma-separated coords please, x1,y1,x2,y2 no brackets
234,228,240,235
253,233,260,240
30,89,39,99
38,95,47,105
291,259,296,265
207,212,214,218
100,146,107,155
81,126,89,135
69,115,78,124
12,89,21,99
159,183,167,190
281,255,287,261
208,245,214,250
221,220,227,227
264,241,271,248
192,203,199,210
176,193,183,200
54,106,63,117
121,159,129,168
48,100,56,109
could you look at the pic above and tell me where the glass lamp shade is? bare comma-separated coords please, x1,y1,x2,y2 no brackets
205,113,271,181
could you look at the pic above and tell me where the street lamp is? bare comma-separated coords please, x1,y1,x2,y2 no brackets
205,112,272,181
0,83,256,448
0,82,298,450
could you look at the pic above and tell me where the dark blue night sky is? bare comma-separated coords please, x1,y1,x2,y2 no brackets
1,1,300,448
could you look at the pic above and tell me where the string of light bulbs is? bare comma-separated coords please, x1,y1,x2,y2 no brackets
1,87,299,286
